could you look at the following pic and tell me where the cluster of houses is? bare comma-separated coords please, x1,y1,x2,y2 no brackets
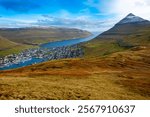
0,45,84,69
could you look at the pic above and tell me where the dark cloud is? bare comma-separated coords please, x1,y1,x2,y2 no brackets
0,0,41,12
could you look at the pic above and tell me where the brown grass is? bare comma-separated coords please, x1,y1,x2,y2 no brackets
0,47,150,100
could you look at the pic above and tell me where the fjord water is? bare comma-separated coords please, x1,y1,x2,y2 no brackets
40,32,99,48
0,32,100,71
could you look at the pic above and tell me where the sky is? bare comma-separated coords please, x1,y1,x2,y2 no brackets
0,0,150,32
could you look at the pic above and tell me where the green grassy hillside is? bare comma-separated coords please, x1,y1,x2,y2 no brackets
0,27,90,56
0,36,17,50
0,36,34,57
82,26,150,58
0,28,91,45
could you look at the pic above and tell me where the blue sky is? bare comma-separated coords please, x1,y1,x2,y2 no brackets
0,0,150,32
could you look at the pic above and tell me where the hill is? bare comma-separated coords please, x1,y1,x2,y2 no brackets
0,27,91,56
0,27,91,45
0,36,34,57
0,36,17,50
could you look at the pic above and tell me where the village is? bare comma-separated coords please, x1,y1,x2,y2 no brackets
0,45,84,69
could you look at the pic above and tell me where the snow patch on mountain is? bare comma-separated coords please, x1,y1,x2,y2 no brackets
118,13,149,24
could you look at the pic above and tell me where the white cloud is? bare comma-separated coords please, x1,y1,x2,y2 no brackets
0,17,38,28
2,0,150,32
109,0,150,20
0,13,117,32
35,15,117,32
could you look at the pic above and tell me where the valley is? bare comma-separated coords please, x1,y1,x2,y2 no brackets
0,33,98,70
0,28,91,45
0,27,91,57
0,13,150,100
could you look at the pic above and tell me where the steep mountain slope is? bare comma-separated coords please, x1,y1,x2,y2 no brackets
83,13,150,58
0,27,91,45
98,13,150,39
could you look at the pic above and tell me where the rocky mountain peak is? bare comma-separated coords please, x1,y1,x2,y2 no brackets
117,13,149,25
127,13,135,17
